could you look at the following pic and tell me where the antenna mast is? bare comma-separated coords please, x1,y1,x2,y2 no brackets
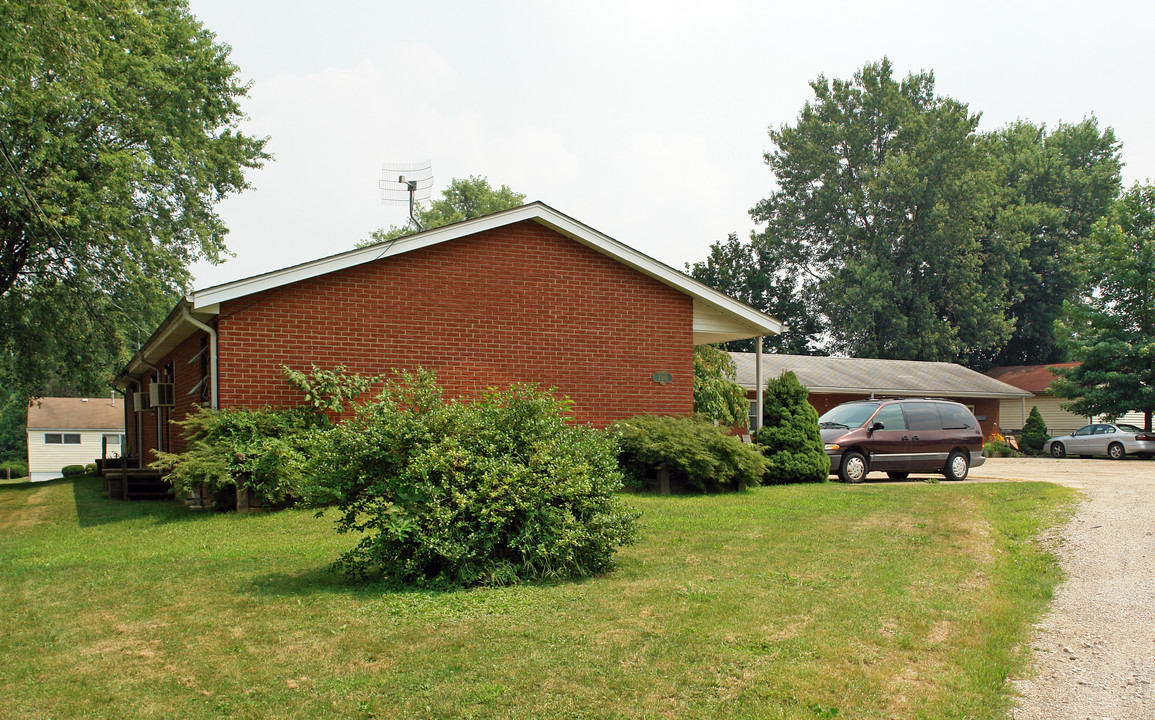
380,160,433,231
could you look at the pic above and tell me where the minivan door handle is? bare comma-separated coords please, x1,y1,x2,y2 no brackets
911,435,919,441
902,436,910,441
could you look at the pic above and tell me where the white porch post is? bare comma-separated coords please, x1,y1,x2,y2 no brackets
755,336,763,432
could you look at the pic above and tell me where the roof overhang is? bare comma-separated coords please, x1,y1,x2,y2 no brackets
117,299,218,385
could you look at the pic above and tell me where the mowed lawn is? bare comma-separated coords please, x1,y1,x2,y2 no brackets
0,477,1073,719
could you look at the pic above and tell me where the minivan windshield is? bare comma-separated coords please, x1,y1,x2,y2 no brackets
818,402,879,430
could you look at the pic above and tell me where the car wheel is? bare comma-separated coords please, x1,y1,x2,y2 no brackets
886,471,909,480
1050,442,1066,459
839,452,868,483
943,451,969,481
1108,442,1126,460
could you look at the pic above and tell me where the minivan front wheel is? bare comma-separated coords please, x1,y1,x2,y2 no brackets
944,451,969,481
839,451,868,483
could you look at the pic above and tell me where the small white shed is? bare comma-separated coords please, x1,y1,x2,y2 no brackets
26,398,125,482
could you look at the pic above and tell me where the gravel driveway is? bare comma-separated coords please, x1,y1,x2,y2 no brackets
971,457,1155,719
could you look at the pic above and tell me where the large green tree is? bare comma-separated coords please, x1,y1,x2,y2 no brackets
748,58,1013,363
0,0,268,402
976,118,1121,368
363,175,526,245
1052,183,1155,430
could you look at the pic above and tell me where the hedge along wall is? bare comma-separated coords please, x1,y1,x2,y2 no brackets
214,220,695,428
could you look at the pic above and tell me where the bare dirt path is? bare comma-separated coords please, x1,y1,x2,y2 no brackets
972,457,1155,720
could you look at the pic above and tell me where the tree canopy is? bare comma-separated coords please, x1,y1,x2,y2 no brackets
1052,183,1155,430
362,176,526,245
0,0,268,402
692,58,1121,368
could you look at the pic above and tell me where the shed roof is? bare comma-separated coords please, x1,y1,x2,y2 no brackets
26,397,125,431
121,203,783,381
984,363,1079,394
731,353,1031,399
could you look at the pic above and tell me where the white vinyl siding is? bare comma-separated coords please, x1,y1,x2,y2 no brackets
27,429,114,483
998,397,1093,435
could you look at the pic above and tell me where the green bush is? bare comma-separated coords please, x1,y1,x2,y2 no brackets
61,464,85,477
693,344,749,428
151,406,327,507
610,414,766,492
757,371,829,483
0,460,28,478
982,438,1018,458
305,371,641,587
83,463,97,476
150,364,377,509
1020,406,1049,455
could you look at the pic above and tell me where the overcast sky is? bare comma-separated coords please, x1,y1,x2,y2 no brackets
186,0,1155,290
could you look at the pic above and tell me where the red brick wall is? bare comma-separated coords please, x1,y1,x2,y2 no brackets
214,220,694,427
132,332,211,463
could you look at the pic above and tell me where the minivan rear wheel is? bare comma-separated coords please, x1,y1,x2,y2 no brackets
839,452,868,483
944,451,969,481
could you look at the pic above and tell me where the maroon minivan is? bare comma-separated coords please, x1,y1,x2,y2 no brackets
818,398,985,483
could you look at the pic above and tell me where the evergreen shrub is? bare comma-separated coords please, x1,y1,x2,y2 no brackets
305,371,640,587
610,414,766,492
1020,406,1049,455
756,371,829,483
61,464,85,477
83,463,97,476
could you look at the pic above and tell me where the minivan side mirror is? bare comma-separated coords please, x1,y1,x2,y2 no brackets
869,421,884,433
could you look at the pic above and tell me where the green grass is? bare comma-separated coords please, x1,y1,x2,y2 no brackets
0,478,1074,719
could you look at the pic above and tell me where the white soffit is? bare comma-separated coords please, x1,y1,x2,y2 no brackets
189,202,782,340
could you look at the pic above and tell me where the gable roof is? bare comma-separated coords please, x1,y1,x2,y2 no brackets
731,353,1031,399
191,202,783,342
122,203,783,379
27,397,125,431
984,363,1079,394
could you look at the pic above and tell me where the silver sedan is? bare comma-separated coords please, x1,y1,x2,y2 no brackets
1045,423,1155,460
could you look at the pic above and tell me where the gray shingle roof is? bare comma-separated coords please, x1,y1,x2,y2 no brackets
26,397,125,431
731,353,1031,399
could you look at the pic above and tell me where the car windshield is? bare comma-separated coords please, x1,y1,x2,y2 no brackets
818,402,880,429
1116,423,1144,433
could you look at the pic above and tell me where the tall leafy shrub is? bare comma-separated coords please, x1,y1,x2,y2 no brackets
693,344,749,428
151,406,326,506
305,371,640,587
1020,406,1049,455
757,371,829,483
611,414,766,491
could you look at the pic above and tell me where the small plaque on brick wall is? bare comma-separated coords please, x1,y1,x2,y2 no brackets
652,372,673,385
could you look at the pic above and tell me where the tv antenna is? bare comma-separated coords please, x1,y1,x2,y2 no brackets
380,160,433,231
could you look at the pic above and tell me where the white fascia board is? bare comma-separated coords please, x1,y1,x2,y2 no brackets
186,203,783,340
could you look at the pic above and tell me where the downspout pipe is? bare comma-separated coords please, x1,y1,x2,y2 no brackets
181,305,218,410
754,337,763,433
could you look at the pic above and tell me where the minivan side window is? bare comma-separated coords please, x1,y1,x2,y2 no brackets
937,403,975,430
903,402,942,431
871,404,906,431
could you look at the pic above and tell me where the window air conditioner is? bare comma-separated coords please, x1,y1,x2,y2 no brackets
150,383,175,408
133,392,152,412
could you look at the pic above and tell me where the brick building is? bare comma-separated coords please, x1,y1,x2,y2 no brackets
116,203,782,465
